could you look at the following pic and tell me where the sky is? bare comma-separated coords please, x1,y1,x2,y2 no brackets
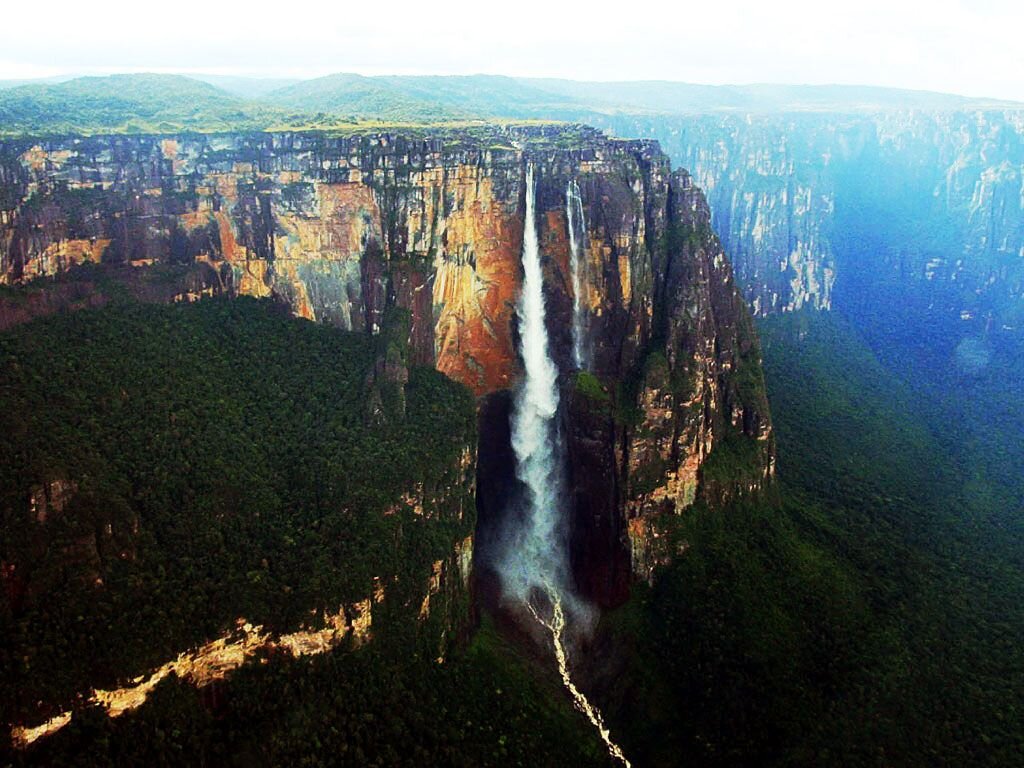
1,0,1022,100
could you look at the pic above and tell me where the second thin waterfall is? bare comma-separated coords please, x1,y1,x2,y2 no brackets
566,180,589,370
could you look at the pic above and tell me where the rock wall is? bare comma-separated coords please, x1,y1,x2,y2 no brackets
597,111,1024,332
0,125,774,605
558,169,774,600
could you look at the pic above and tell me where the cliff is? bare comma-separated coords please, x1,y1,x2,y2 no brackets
0,125,773,608
596,111,1024,334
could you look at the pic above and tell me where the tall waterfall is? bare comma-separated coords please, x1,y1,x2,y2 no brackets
501,165,630,767
566,180,589,370
500,164,567,602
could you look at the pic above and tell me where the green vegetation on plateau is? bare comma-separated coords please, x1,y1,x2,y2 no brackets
0,74,281,136
0,73,565,137
6,72,1017,138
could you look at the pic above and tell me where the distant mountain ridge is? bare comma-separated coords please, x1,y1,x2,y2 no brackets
2,72,1021,136
0,74,274,135
2,72,1021,336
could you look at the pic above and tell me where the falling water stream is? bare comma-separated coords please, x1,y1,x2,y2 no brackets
502,165,630,767
566,180,588,370
526,597,632,767
499,164,566,604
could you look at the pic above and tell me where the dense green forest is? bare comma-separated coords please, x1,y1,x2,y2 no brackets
595,311,1024,767
3,297,1022,766
0,297,614,765
0,298,480,733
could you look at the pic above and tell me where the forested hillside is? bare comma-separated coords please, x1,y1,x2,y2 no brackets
592,312,1024,767
0,298,480,736
0,297,616,765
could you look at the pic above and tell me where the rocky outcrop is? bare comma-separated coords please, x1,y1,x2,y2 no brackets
637,114,840,317
0,125,774,607
1,129,535,395
466,139,774,606
557,170,774,599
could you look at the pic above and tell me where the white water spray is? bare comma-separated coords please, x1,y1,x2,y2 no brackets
566,180,589,370
501,165,630,767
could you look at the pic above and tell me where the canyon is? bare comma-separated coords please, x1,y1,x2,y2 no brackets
1,73,1022,763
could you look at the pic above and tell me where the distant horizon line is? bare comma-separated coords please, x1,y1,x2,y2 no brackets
2,70,1022,105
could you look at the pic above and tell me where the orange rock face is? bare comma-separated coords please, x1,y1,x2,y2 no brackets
27,239,111,279
0,138,534,398
2,141,529,396
420,166,522,395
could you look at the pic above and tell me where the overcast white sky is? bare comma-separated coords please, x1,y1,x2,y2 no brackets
2,0,1021,100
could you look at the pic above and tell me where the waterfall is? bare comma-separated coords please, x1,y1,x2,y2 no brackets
566,180,589,370
499,164,567,602
501,165,630,767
